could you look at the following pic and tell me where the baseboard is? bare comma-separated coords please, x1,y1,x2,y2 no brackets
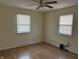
0,40,77,55
0,40,43,51
0,45,18,51
17,40,43,48
45,41,78,55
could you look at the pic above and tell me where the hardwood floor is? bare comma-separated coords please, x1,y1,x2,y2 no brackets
0,42,77,59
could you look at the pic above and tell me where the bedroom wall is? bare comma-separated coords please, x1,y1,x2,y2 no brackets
0,5,44,50
0,5,78,54
44,6,78,54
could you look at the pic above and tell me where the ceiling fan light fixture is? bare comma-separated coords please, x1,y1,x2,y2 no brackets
26,0,58,10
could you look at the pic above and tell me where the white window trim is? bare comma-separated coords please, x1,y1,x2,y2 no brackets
59,14,73,36
16,14,31,34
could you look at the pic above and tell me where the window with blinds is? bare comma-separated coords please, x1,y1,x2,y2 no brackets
17,14,30,34
59,14,73,36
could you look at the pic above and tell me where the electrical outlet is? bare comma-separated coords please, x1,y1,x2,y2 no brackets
65,42,71,47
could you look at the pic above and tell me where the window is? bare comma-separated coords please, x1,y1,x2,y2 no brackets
17,14,30,34
59,14,73,36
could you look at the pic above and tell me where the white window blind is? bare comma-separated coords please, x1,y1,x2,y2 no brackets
17,14,30,33
59,14,73,36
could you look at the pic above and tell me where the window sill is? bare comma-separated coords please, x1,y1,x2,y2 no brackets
16,32,30,35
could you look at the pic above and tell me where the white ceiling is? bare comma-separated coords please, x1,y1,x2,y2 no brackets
0,0,78,11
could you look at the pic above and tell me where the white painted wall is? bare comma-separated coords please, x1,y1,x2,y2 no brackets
44,6,78,54
0,5,44,50
0,5,78,54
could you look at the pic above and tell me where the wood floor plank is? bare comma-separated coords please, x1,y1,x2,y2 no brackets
0,42,77,59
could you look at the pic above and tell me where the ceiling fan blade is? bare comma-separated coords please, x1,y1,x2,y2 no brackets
36,5,42,10
44,1,57,4
45,5,53,8
25,4,38,6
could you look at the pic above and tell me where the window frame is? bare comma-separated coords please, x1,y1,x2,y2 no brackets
58,14,74,36
16,14,31,34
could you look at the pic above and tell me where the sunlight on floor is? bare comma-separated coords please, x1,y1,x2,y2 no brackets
19,55,31,59
0,56,4,59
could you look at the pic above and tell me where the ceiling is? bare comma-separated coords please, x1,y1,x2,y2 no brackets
0,0,78,11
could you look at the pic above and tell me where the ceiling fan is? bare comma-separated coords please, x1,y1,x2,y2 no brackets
25,0,58,9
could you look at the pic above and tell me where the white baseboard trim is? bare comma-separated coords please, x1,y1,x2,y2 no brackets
0,45,18,51
0,40,42,51
0,40,77,54
45,41,78,54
